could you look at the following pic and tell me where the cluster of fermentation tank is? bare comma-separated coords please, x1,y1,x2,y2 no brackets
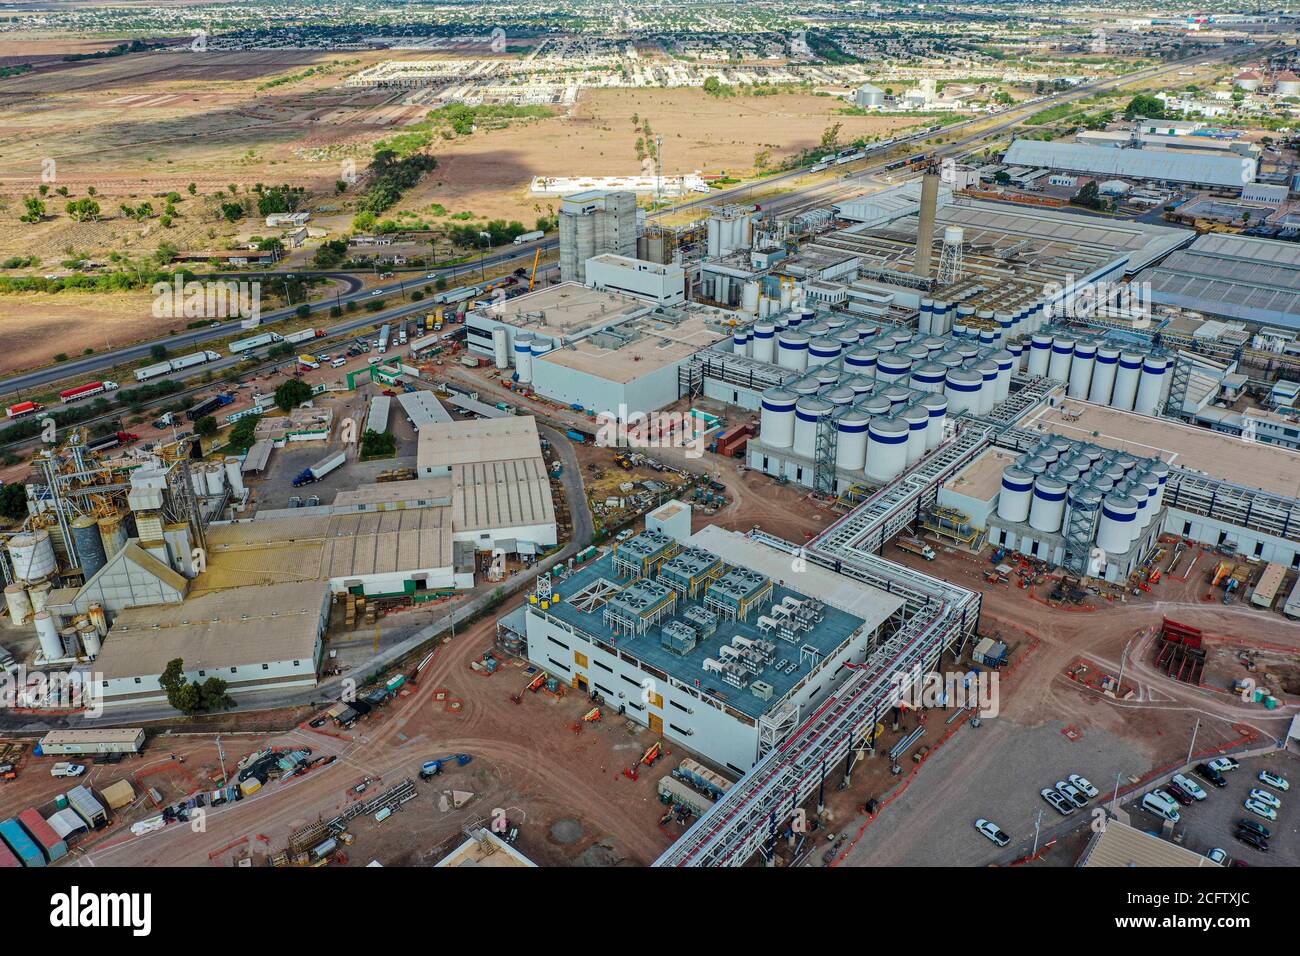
3,527,110,662
186,457,248,500
995,436,1170,560
496,329,555,386
1025,329,1171,416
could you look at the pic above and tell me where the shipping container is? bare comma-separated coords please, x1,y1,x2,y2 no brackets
60,380,118,403
0,839,19,868
17,808,67,862
38,728,145,755
1284,575,1300,620
1251,562,1286,608
0,818,46,867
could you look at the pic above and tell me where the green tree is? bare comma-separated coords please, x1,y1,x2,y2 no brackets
194,415,219,438
65,199,101,222
0,483,26,520
150,344,169,361
159,658,188,710
20,197,45,223
274,378,313,411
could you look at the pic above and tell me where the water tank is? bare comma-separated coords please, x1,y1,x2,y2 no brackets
78,620,102,659
4,582,32,627
1068,340,1097,400
1098,494,1139,555
71,516,107,581
1133,355,1170,416
752,321,776,363
1089,345,1120,404
865,417,909,483
1048,335,1075,383
808,337,841,368
34,611,62,660
1028,475,1069,533
876,353,912,385
732,329,750,356
901,405,929,465
759,387,797,449
843,346,878,378
793,396,832,458
1028,333,1052,377
997,466,1034,523
7,530,56,582
1111,351,1143,411
975,360,999,415
910,362,947,394
834,408,870,471
513,333,534,384
492,326,510,369
742,281,761,315
945,368,983,416
920,394,948,450
777,331,810,373
28,580,52,613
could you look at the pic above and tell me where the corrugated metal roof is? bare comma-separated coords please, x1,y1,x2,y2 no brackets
1080,820,1220,867
1140,233,1300,329
1003,139,1255,188
453,458,556,532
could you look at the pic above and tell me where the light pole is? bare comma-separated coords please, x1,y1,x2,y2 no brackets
479,231,491,281
1186,716,1201,765
1031,807,1044,856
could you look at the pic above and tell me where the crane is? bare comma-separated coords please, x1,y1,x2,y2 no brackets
528,246,542,291
419,754,473,779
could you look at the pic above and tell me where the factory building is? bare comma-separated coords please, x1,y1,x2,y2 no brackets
585,254,686,307
513,525,906,773
1001,139,1257,189
558,189,637,283
852,83,885,109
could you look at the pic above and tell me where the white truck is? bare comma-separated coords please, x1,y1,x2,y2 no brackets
293,451,346,487
134,349,222,382
284,328,319,345
229,331,284,354
513,230,545,245
51,762,86,778
895,536,937,560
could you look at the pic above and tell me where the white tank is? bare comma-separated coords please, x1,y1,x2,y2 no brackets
742,281,761,315
1048,335,1075,383
224,458,246,497
1028,333,1052,377
834,408,870,471
513,333,534,384
190,466,207,496
997,466,1034,523
861,395,891,418
1098,493,1139,555
7,530,56,582
1146,459,1170,511
752,321,776,363
918,298,935,335
944,368,983,416
28,580,52,613
1111,351,1143,411
824,386,855,407
901,405,929,465
1133,471,1161,527
205,463,225,496
79,621,102,659
875,353,912,385
707,217,721,257
1133,355,1170,417
808,338,841,368
1007,342,1024,374
910,362,947,394
920,394,948,450
882,386,911,412
975,360,999,415
844,347,878,379
777,331,810,373
1089,346,1120,404
759,387,797,449
492,326,510,369
865,417,909,483
992,350,1014,403
4,582,32,627
34,610,62,660
793,396,831,458
1028,475,1069,533
1068,341,1097,400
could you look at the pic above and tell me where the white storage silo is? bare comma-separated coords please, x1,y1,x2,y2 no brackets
1028,334,1052,376
1021,455,1047,476
919,298,935,335
920,394,948,450
945,368,983,416
1133,471,1161,527
861,395,891,419
1048,335,1075,383
4,582,32,627
910,362,947,394
224,458,246,497
1111,351,1143,411
978,327,997,349
492,326,510,369
205,463,225,496
997,466,1034,523
27,580,52,613
902,405,929,465
1068,340,1097,400
1007,342,1024,374
882,386,911,413
78,620,101,659
752,321,776,363
952,321,968,341
808,338,841,368
865,417,909,483
834,408,870,471
1146,459,1170,511
791,374,821,396
824,386,856,407
995,312,1013,343
742,281,761,316
8,530,57,582
936,350,964,370
759,387,797,449
732,329,749,356
836,329,860,356
513,333,534,384
793,396,831,458
815,366,841,388
1028,475,1069,534
1133,355,1170,417
706,217,721,257
845,375,875,398
1089,345,1120,405
975,360,999,415
844,346,879,379
1098,494,1139,555
876,353,912,385
777,331,810,373
34,610,62,661
190,465,206,496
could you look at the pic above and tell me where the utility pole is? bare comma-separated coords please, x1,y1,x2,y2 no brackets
1032,807,1044,856
216,735,227,786
1186,716,1201,765
1110,771,1123,816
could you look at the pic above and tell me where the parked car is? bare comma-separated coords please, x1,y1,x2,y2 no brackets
1243,798,1277,822
1208,757,1240,773
1041,787,1075,816
1165,781,1195,806
1141,790,1181,823
975,818,1010,847
1068,774,1099,798
1233,828,1269,853
1055,780,1089,809
1248,788,1281,809
1206,848,1228,865
50,762,85,778
1258,770,1289,792
1194,763,1228,788
1172,773,1207,801
1236,818,1271,840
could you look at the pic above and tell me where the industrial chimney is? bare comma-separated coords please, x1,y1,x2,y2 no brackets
913,170,940,281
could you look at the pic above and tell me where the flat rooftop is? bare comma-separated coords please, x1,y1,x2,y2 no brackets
417,415,543,473
539,526,903,720
478,282,648,336
1021,400,1300,499
944,447,1020,503
535,311,724,383
333,477,453,509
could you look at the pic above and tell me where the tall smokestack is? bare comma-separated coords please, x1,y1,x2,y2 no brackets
914,171,940,281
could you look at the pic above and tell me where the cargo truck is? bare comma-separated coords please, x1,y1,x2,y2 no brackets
895,536,936,560
86,431,139,453
186,393,232,423
229,331,284,354
513,229,545,245
377,323,391,353
292,451,346,487
284,328,319,345
298,354,321,370
60,380,118,403
134,349,222,382
5,400,44,419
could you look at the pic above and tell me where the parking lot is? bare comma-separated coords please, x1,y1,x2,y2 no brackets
1123,750,1299,867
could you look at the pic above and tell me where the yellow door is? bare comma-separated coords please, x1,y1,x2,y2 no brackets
649,714,663,734
574,675,588,692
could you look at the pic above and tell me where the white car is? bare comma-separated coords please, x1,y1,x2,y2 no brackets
1172,773,1207,801
1055,780,1089,809
1259,770,1289,792
50,762,85,778
1208,757,1240,773
1243,798,1277,822
975,819,1010,847
1248,788,1281,809
1069,774,1099,798
1206,847,1227,865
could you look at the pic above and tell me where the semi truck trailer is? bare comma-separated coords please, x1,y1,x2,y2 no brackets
513,230,545,245
292,451,346,487
59,381,118,403
134,350,222,382
229,332,284,354
5,401,44,419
